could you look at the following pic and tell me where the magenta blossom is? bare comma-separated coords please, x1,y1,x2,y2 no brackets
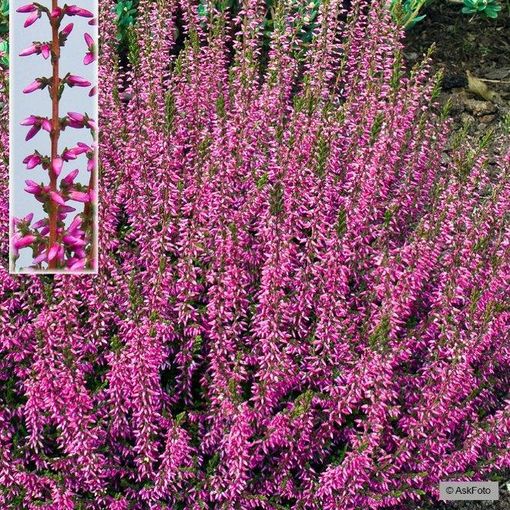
23,79,45,94
83,33,95,65
23,152,42,169
49,191,66,206
60,23,74,37
13,235,36,250
62,169,80,185
69,190,90,203
67,74,92,88
51,157,64,176
65,5,94,18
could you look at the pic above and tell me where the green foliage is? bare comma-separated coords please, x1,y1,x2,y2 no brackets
0,0,8,68
0,0,8,34
462,0,502,18
115,0,139,51
390,0,429,29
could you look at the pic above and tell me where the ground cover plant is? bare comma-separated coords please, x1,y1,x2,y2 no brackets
0,0,509,508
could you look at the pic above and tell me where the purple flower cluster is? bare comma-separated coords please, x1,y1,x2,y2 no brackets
0,0,509,508
11,1,97,272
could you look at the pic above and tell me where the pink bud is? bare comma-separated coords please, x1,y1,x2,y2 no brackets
84,33,94,49
67,75,91,87
23,213,34,224
19,45,39,57
25,125,41,141
83,52,95,66
62,169,79,185
24,180,41,194
49,191,66,206
23,80,42,94
50,7,62,18
33,251,48,264
60,205,76,213
51,157,63,177
14,235,36,249
65,5,94,17
63,234,86,246
41,119,52,132
21,115,38,126
88,17,97,26
88,86,97,97
69,258,86,271
47,244,60,262
68,215,82,232
16,4,37,13
23,153,42,169
40,44,51,60
67,112,85,123
32,219,47,229
60,23,74,37
62,148,77,161
24,11,40,27
69,191,90,203
87,158,95,172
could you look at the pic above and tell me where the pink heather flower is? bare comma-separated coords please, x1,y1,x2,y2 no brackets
51,157,64,177
23,79,43,94
23,212,34,224
62,169,80,185
16,4,37,13
83,33,95,65
88,86,97,97
67,74,91,87
88,17,97,26
24,179,41,194
49,191,66,206
24,124,41,141
67,112,85,123
69,258,86,271
32,218,47,229
68,215,82,232
47,243,60,261
33,251,48,264
69,190,90,203
65,5,94,17
50,7,63,19
41,119,52,132
60,23,74,37
19,44,39,57
60,205,76,213
62,149,77,161
23,10,41,27
20,115,38,126
40,44,51,59
14,235,36,249
23,153,42,169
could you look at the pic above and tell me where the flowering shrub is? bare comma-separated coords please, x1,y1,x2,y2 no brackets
10,2,97,272
0,0,509,507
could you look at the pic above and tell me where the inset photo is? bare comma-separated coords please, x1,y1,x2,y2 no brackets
9,0,97,273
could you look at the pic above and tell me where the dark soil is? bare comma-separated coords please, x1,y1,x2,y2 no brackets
405,2,510,164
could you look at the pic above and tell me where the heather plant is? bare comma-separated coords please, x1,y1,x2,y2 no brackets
0,0,509,508
10,1,98,272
